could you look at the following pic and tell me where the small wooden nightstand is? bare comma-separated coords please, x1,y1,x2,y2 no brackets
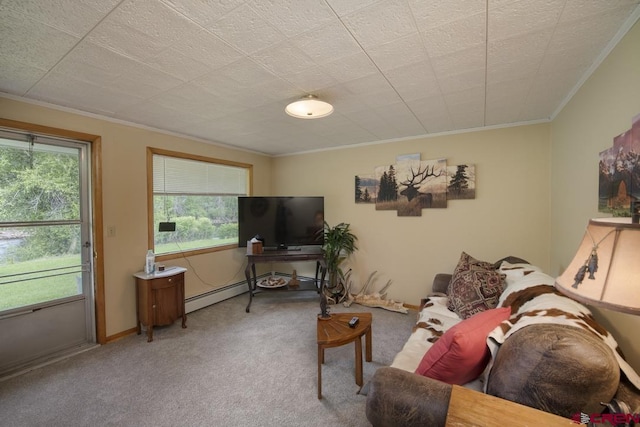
133,267,187,342
445,385,584,427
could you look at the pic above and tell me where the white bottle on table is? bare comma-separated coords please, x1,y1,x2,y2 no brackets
145,250,155,274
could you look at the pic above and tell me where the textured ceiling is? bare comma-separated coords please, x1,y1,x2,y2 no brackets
1,0,639,156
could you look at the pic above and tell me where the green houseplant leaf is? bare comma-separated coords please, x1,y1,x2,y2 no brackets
321,221,357,292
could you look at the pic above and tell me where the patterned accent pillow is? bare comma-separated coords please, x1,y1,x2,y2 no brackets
447,252,506,319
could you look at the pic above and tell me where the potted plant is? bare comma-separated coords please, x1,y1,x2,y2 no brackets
321,222,357,302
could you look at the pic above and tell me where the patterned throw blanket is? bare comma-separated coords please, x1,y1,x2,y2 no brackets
486,270,640,391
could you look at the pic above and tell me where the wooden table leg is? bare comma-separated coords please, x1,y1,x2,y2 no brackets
365,326,372,362
135,283,141,336
180,281,187,329
317,345,323,399
244,262,253,313
355,336,363,386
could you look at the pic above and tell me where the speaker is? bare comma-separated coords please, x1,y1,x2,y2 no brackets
158,222,176,232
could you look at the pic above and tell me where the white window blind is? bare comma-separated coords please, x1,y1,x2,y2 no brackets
153,155,247,195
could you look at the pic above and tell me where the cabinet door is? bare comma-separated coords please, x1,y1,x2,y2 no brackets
151,277,181,325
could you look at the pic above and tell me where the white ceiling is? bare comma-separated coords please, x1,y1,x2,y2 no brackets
1,0,639,156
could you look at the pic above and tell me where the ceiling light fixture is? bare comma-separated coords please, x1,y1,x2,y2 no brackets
285,95,334,119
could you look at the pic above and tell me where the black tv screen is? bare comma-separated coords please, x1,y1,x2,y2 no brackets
238,196,324,249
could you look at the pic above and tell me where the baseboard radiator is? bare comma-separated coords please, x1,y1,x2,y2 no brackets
185,280,249,313
185,272,314,313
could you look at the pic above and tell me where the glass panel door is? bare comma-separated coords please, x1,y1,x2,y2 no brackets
0,225,84,311
0,130,95,376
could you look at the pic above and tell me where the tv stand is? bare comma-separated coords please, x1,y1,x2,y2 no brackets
263,246,302,252
244,248,326,312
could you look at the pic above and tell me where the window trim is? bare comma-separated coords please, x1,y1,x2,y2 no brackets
146,147,253,261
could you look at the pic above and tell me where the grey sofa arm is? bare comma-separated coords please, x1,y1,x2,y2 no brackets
431,273,452,294
430,256,529,296
365,367,452,427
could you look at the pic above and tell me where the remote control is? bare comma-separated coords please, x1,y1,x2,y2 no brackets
348,316,359,328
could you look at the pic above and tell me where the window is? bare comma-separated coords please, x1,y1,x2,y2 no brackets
148,148,251,257
0,130,90,312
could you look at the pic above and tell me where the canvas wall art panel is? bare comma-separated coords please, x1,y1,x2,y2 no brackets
396,158,447,216
447,164,476,200
374,164,399,211
598,114,640,215
355,173,377,204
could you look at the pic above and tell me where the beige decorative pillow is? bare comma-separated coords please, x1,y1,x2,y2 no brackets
447,252,506,319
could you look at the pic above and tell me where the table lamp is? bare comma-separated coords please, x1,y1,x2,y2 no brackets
555,216,640,315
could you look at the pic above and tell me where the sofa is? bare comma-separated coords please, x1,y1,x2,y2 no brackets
365,254,640,426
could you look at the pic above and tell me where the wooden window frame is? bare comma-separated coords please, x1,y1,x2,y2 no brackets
146,147,253,262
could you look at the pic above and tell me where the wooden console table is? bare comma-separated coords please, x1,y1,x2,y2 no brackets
244,247,327,312
133,267,187,342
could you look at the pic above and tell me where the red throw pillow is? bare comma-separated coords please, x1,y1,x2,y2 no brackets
415,307,511,385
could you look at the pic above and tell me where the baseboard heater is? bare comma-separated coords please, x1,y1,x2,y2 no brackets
184,272,316,313
185,280,249,313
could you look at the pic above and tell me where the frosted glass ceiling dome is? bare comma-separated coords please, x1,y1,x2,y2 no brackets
285,95,334,119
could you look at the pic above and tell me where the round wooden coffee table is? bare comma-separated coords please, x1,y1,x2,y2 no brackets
316,312,372,399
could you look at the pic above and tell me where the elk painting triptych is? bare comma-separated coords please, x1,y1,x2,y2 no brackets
354,155,475,217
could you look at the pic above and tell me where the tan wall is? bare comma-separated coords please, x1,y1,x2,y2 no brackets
550,20,640,371
273,123,551,306
0,97,272,337
2,20,638,375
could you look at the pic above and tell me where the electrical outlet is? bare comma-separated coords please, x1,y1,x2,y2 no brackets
107,226,116,237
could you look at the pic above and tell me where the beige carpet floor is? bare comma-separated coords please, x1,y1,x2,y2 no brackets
0,291,416,427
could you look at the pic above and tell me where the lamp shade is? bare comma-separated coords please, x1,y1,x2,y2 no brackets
285,95,333,119
555,217,640,315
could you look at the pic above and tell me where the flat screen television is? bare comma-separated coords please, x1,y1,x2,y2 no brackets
238,196,324,250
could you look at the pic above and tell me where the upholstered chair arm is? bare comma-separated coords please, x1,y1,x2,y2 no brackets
366,367,452,427
615,376,640,414
431,273,452,294
430,256,529,297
